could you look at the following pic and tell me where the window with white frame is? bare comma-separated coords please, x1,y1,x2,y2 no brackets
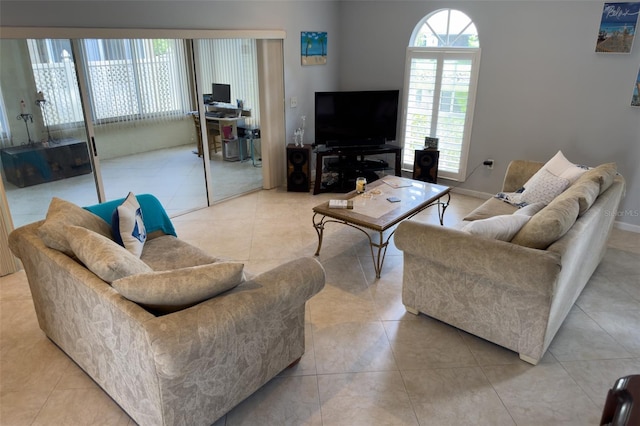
27,38,191,128
402,9,480,181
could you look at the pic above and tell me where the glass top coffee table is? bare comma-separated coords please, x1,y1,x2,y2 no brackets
312,175,451,278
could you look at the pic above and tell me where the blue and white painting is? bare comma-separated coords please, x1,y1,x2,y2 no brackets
301,31,327,65
596,2,640,53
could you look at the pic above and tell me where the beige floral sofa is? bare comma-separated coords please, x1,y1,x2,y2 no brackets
395,155,625,365
9,196,325,426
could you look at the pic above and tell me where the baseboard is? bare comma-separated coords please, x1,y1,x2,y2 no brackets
450,186,493,200
614,220,640,233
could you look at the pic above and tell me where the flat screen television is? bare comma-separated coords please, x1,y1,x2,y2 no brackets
314,90,399,148
212,83,231,104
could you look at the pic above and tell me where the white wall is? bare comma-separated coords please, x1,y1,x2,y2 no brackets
1,0,638,228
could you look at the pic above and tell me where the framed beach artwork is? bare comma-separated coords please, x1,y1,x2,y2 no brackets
632,66,640,106
596,2,640,53
301,32,327,65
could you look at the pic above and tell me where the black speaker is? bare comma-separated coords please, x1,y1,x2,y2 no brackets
413,149,439,183
287,144,312,192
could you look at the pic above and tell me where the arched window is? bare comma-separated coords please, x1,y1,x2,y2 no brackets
401,9,480,181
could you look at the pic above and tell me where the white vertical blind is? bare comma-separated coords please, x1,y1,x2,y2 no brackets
196,39,260,126
78,38,191,126
0,86,10,147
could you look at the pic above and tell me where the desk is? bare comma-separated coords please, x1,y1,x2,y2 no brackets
1,139,91,188
205,116,246,161
313,144,402,195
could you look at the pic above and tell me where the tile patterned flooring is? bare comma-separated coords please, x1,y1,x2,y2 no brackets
1,188,639,425
3,145,263,229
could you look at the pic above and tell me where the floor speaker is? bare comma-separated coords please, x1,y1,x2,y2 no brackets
287,144,312,192
413,149,439,184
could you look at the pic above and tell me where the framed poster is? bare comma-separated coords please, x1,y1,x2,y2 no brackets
632,66,640,107
596,2,640,53
301,32,327,66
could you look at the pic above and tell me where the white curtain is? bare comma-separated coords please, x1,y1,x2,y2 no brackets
196,39,260,126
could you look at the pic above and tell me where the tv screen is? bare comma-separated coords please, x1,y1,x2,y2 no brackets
212,83,231,104
315,90,399,147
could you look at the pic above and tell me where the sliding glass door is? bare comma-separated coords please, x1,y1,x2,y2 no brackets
195,38,263,202
75,37,208,216
0,38,99,227
1,28,284,232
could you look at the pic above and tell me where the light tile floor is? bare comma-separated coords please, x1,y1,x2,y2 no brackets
1,188,639,426
3,144,263,228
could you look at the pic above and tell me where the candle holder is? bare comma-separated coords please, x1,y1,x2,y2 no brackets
16,113,34,144
35,98,54,142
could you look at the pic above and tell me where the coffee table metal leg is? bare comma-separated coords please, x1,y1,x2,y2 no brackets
371,231,389,279
437,192,451,225
312,213,325,256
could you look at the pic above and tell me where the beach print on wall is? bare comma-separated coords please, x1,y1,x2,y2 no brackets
596,2,640,53
632,66,640,106
301,32,327,65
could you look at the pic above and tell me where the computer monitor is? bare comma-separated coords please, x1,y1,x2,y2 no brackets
212,83,231,104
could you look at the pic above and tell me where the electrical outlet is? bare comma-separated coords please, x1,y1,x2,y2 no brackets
483,159,494,170
290,97,298,108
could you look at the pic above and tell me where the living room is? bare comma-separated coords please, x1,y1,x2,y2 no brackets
1,1,639,425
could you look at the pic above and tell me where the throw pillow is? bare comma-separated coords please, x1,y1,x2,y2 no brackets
111,262,245,315
514,202,546,217
38,197,112,256
65,225,152,283
497,168,570,207
495,151,588,207
556,179,600,216
511,196,580,249
543,150,589,183
112,192,147,258
577,162,617,195
461,214,531,241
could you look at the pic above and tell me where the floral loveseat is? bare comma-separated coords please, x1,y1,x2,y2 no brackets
9,194,325,425
395,152,625,364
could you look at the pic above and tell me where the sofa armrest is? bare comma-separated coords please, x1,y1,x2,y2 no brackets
502,160,544,192
395,220,561,295
144,257,325,376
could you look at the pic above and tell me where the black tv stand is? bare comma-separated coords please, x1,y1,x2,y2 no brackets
313,144,402,194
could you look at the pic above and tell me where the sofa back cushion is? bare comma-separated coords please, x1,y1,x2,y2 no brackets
511,196,580,249
577,163,617,195
65,225,153,283
111,262,245,315
39,197,112,256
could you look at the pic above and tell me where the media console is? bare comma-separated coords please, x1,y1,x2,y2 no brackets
313,144,402,195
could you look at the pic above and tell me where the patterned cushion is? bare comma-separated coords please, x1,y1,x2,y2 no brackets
497,168,570,207
461,214,531,241
111,262,245,315
39,197,112,256
112,192,147,258
495,151,589,207
65,225,153,283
